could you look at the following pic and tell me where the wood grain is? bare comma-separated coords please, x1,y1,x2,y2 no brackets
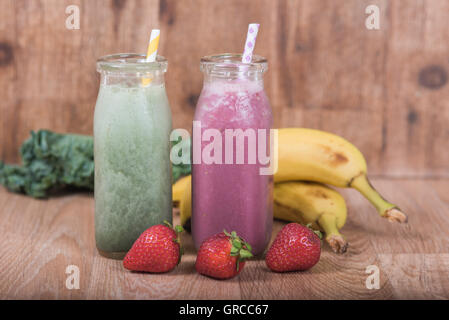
0,178,448,299
0,0,448,177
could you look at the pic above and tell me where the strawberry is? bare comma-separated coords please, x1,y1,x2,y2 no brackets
195,230,253,280
123,221,184,273
266,223,321,272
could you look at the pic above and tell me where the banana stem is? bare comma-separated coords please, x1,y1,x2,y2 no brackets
318,214,348,253
350,174,407,223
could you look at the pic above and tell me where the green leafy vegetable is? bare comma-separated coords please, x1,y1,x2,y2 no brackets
0,130,94,198
171,135,191,183
0,130,192,198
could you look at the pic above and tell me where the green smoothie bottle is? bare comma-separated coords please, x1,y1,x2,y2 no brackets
94,54,172,259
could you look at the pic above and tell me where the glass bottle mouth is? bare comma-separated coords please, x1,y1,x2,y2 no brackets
200,53,267,78
96,53,168,75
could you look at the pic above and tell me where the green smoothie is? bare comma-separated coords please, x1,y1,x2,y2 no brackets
94,54,172,258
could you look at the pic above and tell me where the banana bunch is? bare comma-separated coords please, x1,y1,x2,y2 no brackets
172,128,407,253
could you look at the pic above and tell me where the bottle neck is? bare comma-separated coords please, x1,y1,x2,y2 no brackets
203,71,264,82
202,73,264,94
100,72,166,87
96,54,168,88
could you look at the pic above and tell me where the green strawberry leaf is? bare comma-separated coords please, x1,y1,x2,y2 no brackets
163,220,174,229
175,225,184,234
306,223,323,240
232,239,242,249
177,245,184,265
313,230,323,240
239,249,253,259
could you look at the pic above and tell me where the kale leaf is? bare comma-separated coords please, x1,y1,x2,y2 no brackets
0,130,94,198
1,130,192,198
171,135,191,183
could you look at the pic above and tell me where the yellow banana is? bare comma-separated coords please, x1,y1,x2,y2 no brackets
179,175,191,228
173,175,191,207
274,181,348,253
172,127,407,253
173,176,349,253
276,128,407,223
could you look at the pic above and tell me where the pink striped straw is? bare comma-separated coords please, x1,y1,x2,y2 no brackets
242,23,260,63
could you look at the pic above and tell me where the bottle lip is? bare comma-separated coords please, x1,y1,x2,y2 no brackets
200,53,268,76
96,53,168,74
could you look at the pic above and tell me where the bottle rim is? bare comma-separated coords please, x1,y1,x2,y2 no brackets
200,53,268,77
96,53,168,74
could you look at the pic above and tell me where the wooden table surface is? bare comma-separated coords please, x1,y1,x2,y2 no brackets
1,178,448,300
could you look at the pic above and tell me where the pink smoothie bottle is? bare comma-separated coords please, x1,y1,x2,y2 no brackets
192,54,273,255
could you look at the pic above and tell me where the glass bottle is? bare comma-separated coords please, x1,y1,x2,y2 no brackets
94,54,172,259
192,54,273,255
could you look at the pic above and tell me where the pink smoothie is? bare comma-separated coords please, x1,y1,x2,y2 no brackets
192,78,273,255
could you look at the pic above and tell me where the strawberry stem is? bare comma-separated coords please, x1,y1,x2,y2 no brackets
306,223,323,240
175,225,184,234
164,221,185,265
224,230,254,271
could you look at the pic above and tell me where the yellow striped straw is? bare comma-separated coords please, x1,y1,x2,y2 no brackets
141,29,160,86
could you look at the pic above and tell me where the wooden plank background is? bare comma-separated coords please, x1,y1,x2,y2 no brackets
0,0,448,177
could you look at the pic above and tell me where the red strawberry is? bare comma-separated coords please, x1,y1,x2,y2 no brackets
195,230,253,280
123,221,184,273
266,223,321,272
